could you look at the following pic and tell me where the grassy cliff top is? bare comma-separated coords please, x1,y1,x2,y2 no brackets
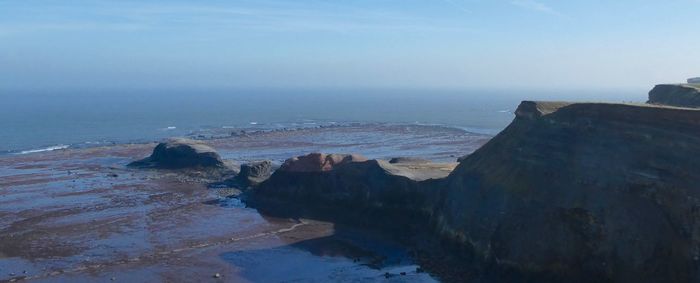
514,100,700,122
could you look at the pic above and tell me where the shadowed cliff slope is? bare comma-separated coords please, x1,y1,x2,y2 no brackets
435,101,700,282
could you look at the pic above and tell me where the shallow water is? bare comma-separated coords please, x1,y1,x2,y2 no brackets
222,232,438,283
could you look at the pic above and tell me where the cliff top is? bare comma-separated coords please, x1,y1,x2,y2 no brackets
657,83,700,89
515,100,700,120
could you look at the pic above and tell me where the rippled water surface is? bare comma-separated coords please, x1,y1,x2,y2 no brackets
0,89,529,153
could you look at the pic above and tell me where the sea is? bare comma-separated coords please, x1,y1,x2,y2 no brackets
0,88,646,155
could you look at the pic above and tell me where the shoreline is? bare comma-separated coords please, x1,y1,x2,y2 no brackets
0,121,497,158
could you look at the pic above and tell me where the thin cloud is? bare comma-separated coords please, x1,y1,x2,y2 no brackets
510,0,565,17
0,22,146,37
0,1,479,36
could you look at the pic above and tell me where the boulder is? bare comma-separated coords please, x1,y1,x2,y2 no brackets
234,160,274,187
128,138,226,169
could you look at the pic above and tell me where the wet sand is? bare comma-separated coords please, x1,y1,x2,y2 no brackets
0,124,489,282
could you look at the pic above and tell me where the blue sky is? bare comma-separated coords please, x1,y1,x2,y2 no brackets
1,0,698,91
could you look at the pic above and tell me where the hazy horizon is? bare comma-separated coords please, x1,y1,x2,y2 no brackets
2,0,699,93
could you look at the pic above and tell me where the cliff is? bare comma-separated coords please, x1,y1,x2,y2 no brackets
435,101,700,282
648,84,700,108
250,101,700,282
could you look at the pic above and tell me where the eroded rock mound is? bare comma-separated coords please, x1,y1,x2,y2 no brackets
648,84,700,108
129,138,226,169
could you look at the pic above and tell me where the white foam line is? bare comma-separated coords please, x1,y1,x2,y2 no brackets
17,145,69,155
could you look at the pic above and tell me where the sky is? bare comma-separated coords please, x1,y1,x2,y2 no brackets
1,0,699,92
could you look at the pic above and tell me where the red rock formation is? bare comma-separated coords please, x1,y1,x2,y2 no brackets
279,153,368,172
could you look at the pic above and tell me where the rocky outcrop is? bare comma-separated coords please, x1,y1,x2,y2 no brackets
252,153,455,227
129,138,228,169
250,101,700,282
434,101,700,282
648,84,700,108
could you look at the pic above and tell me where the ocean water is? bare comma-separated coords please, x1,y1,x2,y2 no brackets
0,88,645,154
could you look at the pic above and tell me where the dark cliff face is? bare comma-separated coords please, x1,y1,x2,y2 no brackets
436,101,700,282
648,84,700,108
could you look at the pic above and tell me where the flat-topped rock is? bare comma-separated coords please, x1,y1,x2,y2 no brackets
128,138,226,169
252,153,457,220
648,84,700,108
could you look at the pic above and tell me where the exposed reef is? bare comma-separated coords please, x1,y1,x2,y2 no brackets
249,101,700,282
648,83,700,108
